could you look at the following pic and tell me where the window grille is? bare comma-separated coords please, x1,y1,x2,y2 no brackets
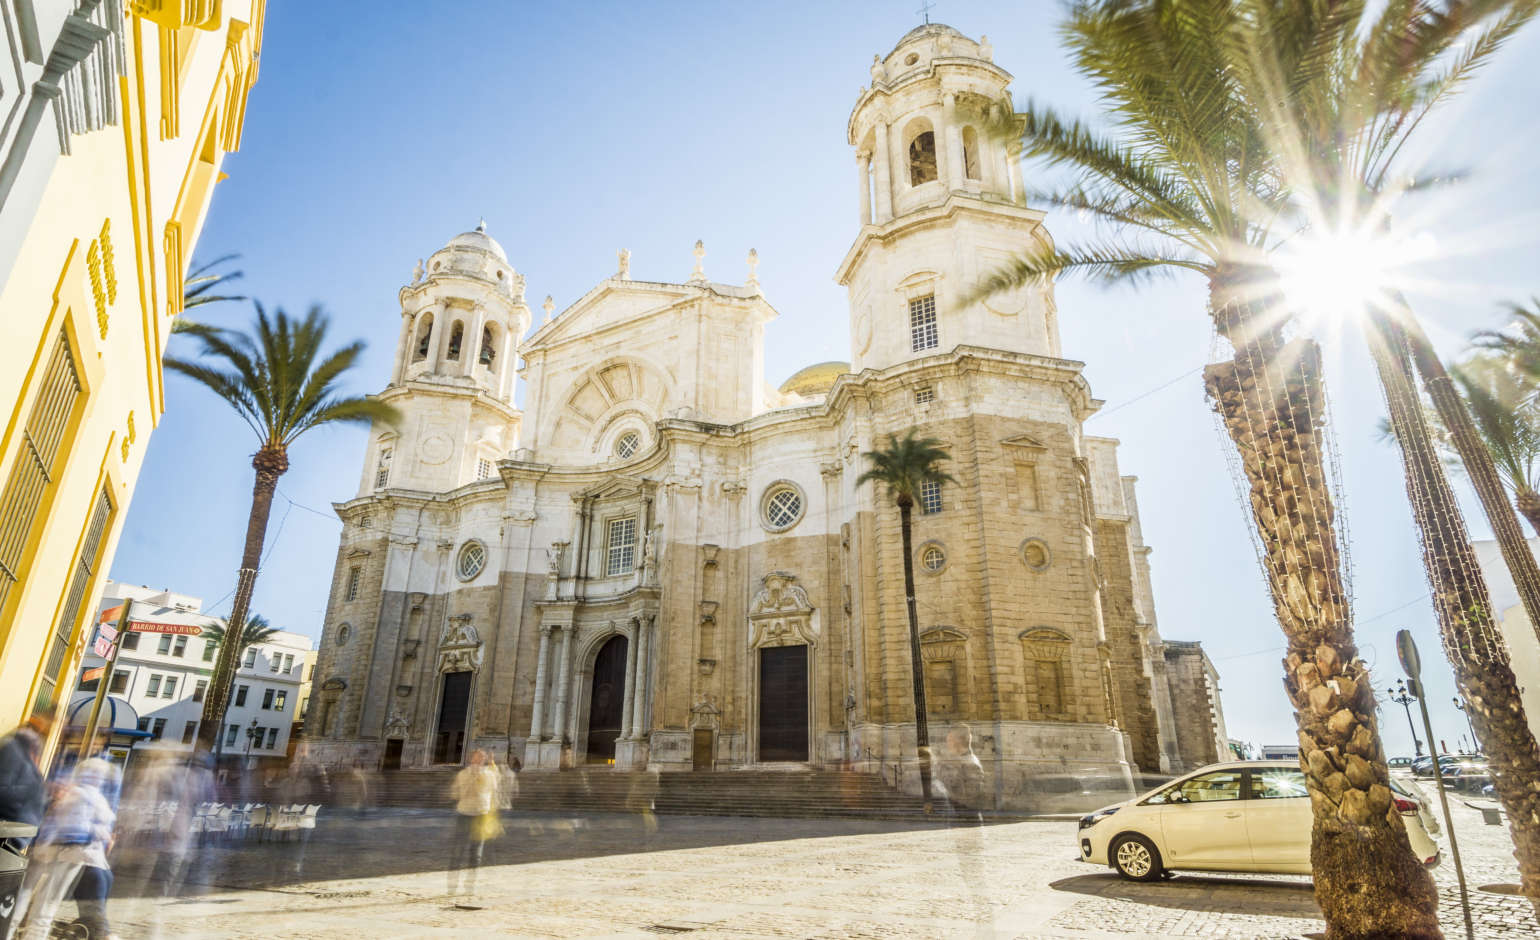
457,541,486,580
915,386,934,405
374,448,391,489
909,295,938,352
606,517,638,576
920,480,943,515
0,331,82,621
921,545,946,571
614,432,641,459
345,565,361,601
763,487,803,529
30,483,111,719
477,458,492,480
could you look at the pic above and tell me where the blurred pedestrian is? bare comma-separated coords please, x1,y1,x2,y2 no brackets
0,722,47,837
10,756,120,940
447,750,501,900
938,724,984,824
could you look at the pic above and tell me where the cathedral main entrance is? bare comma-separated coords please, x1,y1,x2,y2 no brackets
585,634,628,763
757,645,809,762
434,671,472,764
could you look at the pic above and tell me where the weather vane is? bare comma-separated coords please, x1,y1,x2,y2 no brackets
917,1,935,25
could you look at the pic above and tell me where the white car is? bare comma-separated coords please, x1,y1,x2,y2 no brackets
1078,760,1441,880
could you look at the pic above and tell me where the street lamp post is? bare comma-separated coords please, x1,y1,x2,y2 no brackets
1452,697,1479,753
243,717,260,768
1387,679,1424,757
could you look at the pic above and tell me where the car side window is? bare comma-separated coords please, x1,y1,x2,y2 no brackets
1250,768,1309,800
1151,770,1244,804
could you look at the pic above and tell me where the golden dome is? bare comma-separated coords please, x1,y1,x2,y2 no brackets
778,361,850,398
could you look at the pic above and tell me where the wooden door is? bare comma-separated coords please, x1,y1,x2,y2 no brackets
758,645,808,761
692,728,714,771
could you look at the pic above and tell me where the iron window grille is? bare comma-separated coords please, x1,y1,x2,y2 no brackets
606,517,638,576
920,480,943,515
909,294,938,352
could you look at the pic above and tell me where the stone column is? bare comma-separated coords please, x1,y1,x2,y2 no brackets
528,624,553,740
430,306,453,374
463,306,487,378
980,110,1001,196
629,617,652,742
942,94,964,191
872,121,894,222
1007,143,1024,205
619,619,639,740
391,315,413,385
856,151,872,226
550,625,575,743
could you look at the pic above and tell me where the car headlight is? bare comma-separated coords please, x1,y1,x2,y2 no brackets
1079,806,1119,830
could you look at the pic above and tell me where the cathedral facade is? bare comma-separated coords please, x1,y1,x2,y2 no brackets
307,24,1227,810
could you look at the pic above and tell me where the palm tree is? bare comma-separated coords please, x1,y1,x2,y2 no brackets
201,612,280,662
1473,303,1540,535
971,2,1534,930
857,430,955,804
167,304,397,751
1239,1,1540,916
176,253,246,333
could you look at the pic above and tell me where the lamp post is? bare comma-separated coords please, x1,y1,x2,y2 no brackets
1452,697,1479,753
243,717,260,768
1387,679,1423,757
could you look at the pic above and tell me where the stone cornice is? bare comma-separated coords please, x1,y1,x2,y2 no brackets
848,57,1014,143
523,277,778,356
375,380,521,422
835,193,1047,285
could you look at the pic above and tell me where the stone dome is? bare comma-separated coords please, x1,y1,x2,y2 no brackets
893,22,965,49
444,220,507,262
779,361,851,398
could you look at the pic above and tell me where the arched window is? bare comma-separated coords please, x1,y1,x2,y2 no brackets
447,321,464,361
479,325,496,367
961,126,981,180
909,131,938,185
412,314,433,362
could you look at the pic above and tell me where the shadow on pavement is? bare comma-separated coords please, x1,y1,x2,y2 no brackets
1049,871,1320,918
111,809,964,898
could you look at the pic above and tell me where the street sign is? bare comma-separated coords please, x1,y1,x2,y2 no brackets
127,620,202,636
97,622,118,644
92,636,114,658
1396,629,1422,679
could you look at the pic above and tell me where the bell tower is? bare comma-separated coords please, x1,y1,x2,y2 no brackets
837,24,1062,372
357,222,529,496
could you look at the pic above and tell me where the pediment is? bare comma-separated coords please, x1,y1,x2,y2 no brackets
920,627,968,645
576,474,649,502
525,279,696,351
1001,434,1049,452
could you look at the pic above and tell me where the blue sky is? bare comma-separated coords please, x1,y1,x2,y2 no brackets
109,0,1540,757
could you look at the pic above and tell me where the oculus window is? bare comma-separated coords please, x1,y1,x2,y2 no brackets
456,540,487,581
761,483,805,531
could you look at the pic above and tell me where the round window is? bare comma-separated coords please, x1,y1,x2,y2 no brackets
762,484,805,531
336,623,351,646
614,431,641,459
921,544,946,572
1021,538,1051,571
457,540,487,581
904,52,919,66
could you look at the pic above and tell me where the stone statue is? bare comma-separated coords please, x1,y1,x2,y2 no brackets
979,35,993,61
870,54,884,83
543,294,555,323
690,240,706,283
617,248,631,279
746,248,759,289
511,270,526,302
412,258,424,284
642,525,661,583
548,541,566,578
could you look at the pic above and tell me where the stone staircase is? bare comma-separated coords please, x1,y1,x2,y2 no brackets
374,767,949,821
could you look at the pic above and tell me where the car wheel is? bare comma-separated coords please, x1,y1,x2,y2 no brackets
1111,833,1164,882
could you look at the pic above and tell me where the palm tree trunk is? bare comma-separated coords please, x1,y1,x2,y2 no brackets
1517,488,1540,539
1370,311,1540,919
897,497,933,802
1398,308,1540,652
196,446,288,752
1203,271,1439,938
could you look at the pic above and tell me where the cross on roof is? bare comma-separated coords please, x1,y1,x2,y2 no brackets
917,0,935,25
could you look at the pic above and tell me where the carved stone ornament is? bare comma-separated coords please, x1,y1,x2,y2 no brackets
701,544,720,568
321,677,347,693
384,712,410,737
699,601,718,624
748,571,818,649
438,614,484,673
691,693,721,727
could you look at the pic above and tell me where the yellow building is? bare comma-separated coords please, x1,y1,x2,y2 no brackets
0,0,266,759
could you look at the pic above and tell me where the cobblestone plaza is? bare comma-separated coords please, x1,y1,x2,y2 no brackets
93,785,1527,939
